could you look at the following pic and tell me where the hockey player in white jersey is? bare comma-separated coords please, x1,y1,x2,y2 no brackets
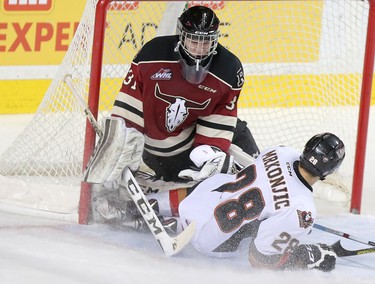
97,132,345,271
176,132,345,271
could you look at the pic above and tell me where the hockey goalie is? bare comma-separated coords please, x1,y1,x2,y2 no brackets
84,5,259,232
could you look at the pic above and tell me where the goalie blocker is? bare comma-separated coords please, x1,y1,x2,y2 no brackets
83,117,144,184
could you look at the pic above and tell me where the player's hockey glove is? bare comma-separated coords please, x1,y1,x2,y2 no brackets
178,145,236,181
287,243,337,272
83,117,144,184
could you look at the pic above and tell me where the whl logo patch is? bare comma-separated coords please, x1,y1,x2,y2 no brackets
151,69,172,80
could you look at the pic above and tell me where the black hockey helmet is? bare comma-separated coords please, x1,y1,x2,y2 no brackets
175,5,220,84
300,133,345,180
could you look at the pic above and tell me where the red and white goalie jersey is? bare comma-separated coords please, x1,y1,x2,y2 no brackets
111,35,244,157
179,145,316,258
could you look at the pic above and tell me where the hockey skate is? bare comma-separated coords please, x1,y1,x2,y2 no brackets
96,197,179,236
93,198,135,224
123,214,179,236
93,194,152,225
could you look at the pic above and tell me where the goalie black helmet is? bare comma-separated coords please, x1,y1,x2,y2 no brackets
300,133,345,180
175,5,220,84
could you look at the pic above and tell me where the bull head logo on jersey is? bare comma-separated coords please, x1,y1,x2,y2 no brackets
154,83,211,132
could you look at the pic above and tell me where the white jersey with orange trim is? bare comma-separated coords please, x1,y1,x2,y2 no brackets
179,145,316,258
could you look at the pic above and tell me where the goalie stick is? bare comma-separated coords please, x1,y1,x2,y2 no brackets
122,168,196,255
314,223,375,246
64,74,196,256
63,75,103,140
331,240,375,257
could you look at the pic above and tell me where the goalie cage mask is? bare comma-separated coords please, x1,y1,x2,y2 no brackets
175,5,220,84
300,132,345,180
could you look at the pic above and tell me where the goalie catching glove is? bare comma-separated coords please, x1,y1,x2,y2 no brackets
83,117,144,184
178,145,236,181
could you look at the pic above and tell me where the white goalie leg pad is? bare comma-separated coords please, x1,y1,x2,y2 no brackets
229,144,255,168
312,173,351,206
83,117,144,184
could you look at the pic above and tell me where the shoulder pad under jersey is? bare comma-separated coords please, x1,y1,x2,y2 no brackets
209,43,244,89
133,35,180,63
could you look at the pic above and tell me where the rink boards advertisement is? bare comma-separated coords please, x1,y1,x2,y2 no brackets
0,0,82,113
0,1,373,113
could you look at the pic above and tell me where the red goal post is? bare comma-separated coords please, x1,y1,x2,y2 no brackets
84,0,375,222
352,0,375,214
85,0,375,222
0,0,373,224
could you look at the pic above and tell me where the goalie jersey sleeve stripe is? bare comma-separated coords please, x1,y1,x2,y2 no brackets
112,91,144,130
144,128,195,155
198,115,237,132
195,117,236,150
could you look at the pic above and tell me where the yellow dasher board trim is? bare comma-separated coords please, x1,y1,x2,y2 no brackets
1,74,374,114
239,73,373,108
0,79,48,114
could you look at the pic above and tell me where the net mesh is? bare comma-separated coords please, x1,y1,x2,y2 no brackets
0,0,371,214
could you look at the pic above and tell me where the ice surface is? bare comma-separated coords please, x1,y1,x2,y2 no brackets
0,111,374,284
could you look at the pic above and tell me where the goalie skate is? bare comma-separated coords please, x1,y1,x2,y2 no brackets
122,168,195,256
96,199,126,222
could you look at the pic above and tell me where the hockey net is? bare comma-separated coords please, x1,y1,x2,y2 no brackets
0,0,373,222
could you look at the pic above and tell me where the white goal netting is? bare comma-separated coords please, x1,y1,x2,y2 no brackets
0,0,372,220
